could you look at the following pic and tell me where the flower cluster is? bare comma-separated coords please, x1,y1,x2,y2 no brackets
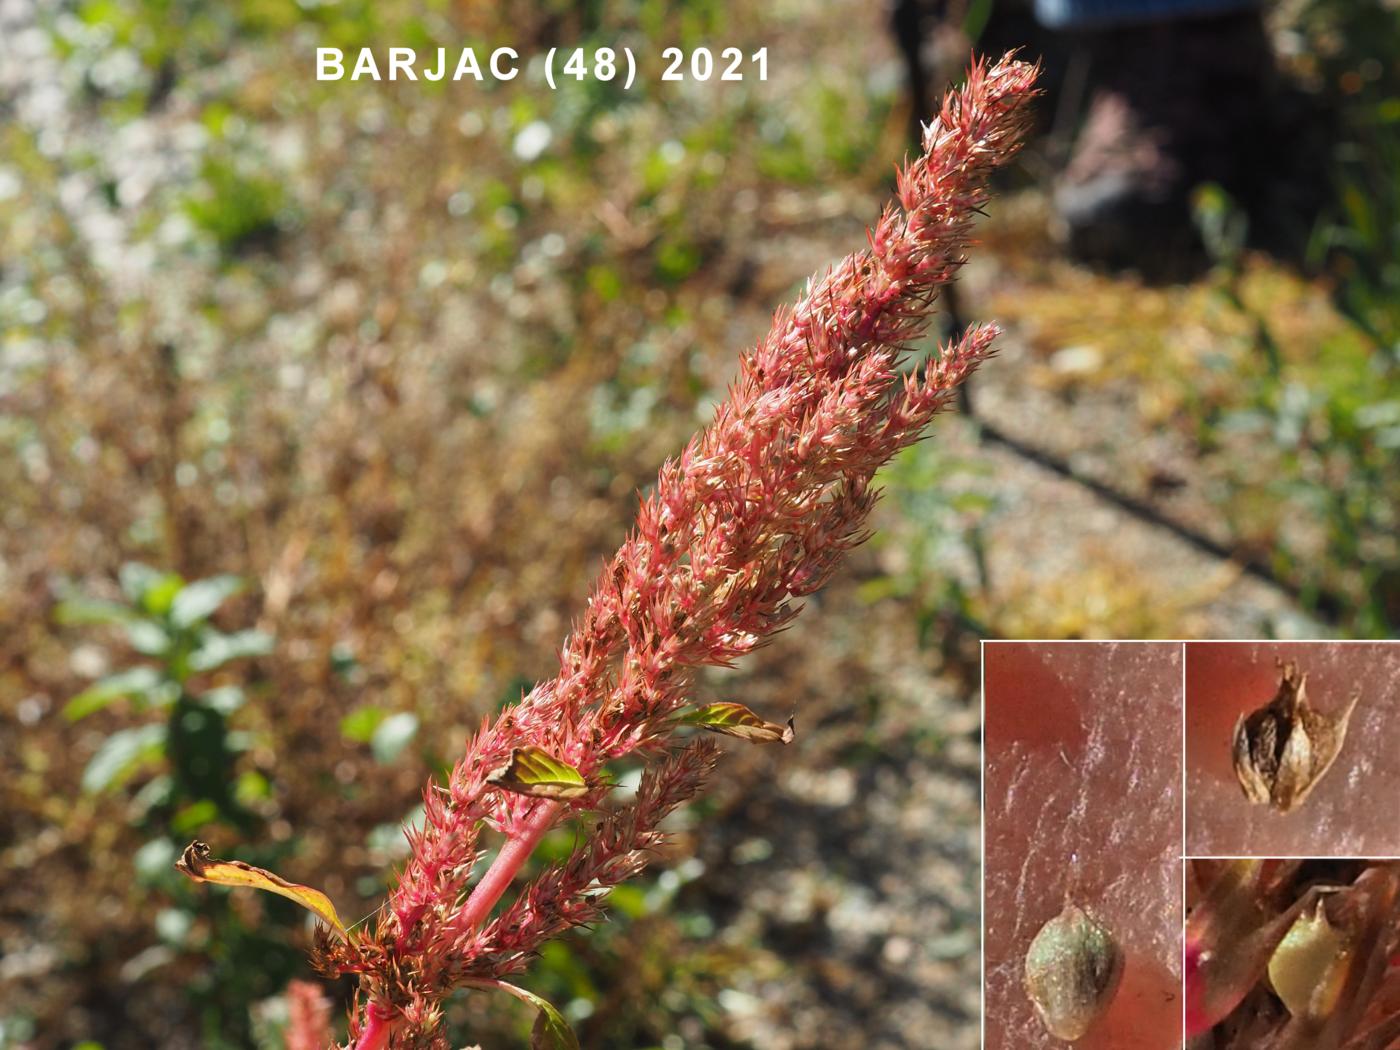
320,52,1040,1049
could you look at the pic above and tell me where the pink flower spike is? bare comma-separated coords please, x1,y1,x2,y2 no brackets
322,51,1041,1048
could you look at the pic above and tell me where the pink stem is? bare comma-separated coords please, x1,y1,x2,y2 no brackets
349,800,562,1048
446,799,561,940
350,1003,395,1050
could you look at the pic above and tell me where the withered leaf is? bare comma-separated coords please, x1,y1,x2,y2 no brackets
1023,903,1124,1041
175,840,346,936
1232,661,1359,813
682,702,794,744
486,746,590,800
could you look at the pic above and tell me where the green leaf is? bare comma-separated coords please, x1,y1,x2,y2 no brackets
171,575,244,628
530,995,581,1050
609,883,648,920
189,629,272,672
463,979,580,1050
486,746,589,800
854,577,902,604
82,724,167,793
234,770,271,805
134,838,180,883
63,666,163,720
119,562,163,602
339,706,386,743
155,907,193,945
54,596,137,627
329,642,359,676
129,774,175,817
198,685,246,715
125,619,171,656
371,712,419,763
120,563,184,616
171,799,220,835
682,702,794,744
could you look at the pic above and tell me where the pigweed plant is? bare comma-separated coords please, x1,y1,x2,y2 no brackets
179,54,1040,1048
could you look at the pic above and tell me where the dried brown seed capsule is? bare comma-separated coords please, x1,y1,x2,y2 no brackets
1232,661,1359,813
1024,903,1124,1041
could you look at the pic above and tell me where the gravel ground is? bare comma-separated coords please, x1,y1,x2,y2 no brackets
694,598,984,1050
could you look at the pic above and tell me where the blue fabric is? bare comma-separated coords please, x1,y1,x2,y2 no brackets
1035,0,1258,29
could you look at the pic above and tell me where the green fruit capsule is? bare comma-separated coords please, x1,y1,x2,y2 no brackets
1024,903,1124,1041
1269,898,1348,1021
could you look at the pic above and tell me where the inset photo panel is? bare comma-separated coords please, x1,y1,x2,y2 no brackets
983,641,1184,1050
1185,642,1400,856
1185,858,1400,1048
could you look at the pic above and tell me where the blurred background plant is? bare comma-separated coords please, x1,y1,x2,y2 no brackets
1174,0,1400,634
54,566,306,1049
60,566,269,816
0,0,1394,1047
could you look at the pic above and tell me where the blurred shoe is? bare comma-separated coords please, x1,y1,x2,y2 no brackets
1051,10,1275,278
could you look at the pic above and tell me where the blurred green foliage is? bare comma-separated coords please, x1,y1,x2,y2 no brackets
55,568,306,1048
1301,2,1400,631
1187,3,1400,632
59,566,269,807
1299,0,1400,352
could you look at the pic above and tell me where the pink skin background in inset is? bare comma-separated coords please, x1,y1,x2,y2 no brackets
1185,641,1400,856
984,642,1183,1050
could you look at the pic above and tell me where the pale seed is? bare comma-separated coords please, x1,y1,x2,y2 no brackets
1024,903,1124,1041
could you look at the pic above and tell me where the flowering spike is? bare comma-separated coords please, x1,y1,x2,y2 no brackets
342,52,1040,1046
